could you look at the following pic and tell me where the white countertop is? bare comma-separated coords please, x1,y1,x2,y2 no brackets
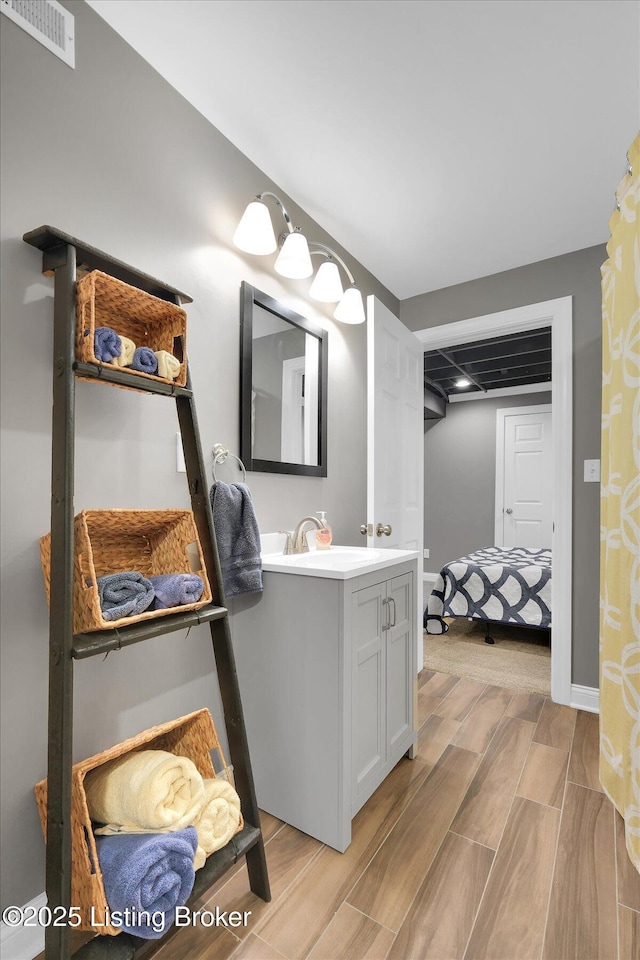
261,544,419,580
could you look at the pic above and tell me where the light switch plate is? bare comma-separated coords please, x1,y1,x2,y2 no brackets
423,548,430,559
584,459,600,482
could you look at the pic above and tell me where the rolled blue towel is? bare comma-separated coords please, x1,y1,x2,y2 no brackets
148,573,205,610
130,346,158,375
96,571,155,621
95,828,198,939
94,326,122,362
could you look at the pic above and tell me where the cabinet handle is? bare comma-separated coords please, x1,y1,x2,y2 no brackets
381,598,390,631
388,597,396,627
376,523,392,537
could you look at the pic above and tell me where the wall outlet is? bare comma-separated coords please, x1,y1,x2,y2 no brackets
176,433,186,473
583,459,600,483
423,548,430,559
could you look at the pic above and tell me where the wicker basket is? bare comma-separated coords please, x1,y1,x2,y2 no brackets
34,709,242,936
76,271,187,387
40,510,212,634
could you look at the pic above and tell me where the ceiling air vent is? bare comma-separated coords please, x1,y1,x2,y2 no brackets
1,0,75,68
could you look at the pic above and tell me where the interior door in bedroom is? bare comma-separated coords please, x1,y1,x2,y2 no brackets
366,295,423,665
495,404,553,549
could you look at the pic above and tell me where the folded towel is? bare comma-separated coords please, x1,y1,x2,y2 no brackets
210,482,262,597
192,778,242,870
94,326,122,362
130,346,159,375
111,335,136,368
95,827,197,939
96,571,155,622
85,749,206,832
154,350,181,380
148,574,204,610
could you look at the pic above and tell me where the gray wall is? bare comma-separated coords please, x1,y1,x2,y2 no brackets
424,392,552,574
402,245,604,689
0,1,398,908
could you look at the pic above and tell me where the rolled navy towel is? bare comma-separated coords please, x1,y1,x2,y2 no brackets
94,326,122,362
130,346,158,375
96,571,155,621
95,827,198,939
148,574,204,610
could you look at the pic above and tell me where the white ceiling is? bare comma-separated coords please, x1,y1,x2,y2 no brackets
86,0,639,300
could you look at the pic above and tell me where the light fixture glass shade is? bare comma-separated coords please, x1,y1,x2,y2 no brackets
334,286,366,324
455,377,471,388
309,260,344,302
233,200,277,255
274,231,313,279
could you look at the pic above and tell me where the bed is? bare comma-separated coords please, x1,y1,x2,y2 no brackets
424,546,551,639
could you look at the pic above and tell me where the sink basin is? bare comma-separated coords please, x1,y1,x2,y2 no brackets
284,548,386,567
261,544,418,580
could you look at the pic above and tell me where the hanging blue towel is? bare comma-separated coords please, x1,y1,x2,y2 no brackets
94,327,122,362
130,347,158,375
148,574,204,610
210,482,262,597
96,571,155,621
95,827,198,939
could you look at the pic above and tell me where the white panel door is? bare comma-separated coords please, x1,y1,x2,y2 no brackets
367,296,423,661
496,405,552,548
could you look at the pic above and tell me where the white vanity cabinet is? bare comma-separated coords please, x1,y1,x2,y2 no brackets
231,552,417,852
352,570,414,813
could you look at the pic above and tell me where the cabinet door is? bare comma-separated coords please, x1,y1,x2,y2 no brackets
386,572,413,757
351,582,386,803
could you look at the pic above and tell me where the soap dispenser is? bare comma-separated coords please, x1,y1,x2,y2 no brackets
315,511,333,550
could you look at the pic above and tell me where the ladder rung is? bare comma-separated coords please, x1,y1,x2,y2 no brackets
72,605,228,659
74,362,193,397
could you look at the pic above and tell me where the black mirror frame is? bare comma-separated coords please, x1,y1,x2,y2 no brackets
240,281,328,477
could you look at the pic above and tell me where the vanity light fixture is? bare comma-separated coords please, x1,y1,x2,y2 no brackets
234,191,366,324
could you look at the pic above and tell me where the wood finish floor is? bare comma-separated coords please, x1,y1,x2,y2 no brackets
131,672,639,958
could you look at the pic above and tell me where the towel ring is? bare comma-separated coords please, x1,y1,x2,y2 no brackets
212,443,247,483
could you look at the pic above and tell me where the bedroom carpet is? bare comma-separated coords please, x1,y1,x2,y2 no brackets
423,618,551,696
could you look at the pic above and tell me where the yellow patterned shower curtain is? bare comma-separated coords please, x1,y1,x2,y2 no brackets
600,131,640,873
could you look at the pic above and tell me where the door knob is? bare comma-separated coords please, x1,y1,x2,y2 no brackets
360,524,368,535
376,523,392,537
505,508,513,514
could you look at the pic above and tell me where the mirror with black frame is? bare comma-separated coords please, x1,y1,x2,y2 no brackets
240,282,328,476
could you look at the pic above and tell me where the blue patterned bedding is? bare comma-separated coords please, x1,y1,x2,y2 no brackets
424,546,552,635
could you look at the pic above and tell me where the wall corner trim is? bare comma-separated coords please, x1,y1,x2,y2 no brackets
570,683,600,714
0,891,46,959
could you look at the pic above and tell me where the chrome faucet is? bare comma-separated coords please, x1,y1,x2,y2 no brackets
289,516,323,554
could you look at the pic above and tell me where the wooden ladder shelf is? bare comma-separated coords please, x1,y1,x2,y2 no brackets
23,226,270,960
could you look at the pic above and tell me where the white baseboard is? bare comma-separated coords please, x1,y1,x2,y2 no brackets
570,683,600,714
0,891,46,960
423,572,438,583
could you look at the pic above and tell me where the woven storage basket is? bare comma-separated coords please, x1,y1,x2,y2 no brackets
34,709,243,936
40,509,212,634
76,271,187,387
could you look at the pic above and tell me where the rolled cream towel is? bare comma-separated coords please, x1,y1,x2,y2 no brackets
111,335,136,368
85,749,206,833
154,350,181,380
192,777,242,869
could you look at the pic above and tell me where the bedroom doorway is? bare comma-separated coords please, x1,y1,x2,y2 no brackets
414,297,573,707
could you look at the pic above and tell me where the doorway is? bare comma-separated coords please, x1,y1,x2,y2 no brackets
414,297,572,706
